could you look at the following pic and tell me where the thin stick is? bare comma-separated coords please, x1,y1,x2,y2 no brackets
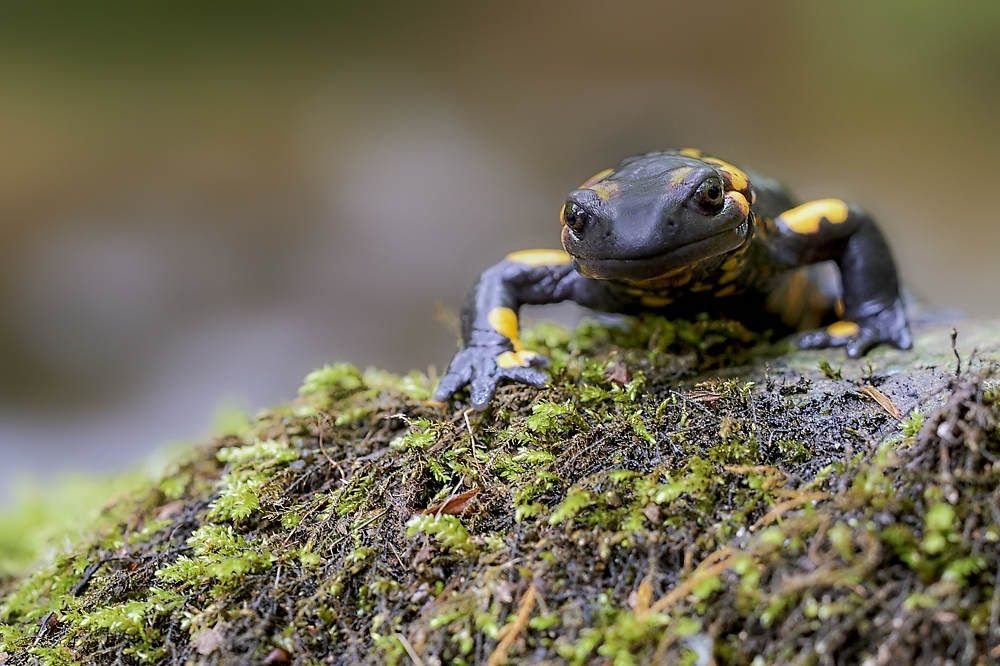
464,409,479,459
487,583,538,666
750,492,828,532
316,415,338,469
808,514,831,568
395,633,425,666
648,550,734,614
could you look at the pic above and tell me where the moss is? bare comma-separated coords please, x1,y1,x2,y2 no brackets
0,473,148,577
1,314,1000,664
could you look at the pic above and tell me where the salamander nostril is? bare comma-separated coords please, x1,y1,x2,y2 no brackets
562,201,592,235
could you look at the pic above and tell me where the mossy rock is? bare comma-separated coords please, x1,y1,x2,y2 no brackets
2,315,1000,665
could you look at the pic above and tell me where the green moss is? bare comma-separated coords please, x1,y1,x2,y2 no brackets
405,514,474,554
0,473,146,576
2,316,999,664
818,356,843,380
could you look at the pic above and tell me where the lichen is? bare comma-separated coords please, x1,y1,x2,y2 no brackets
1,314,998,665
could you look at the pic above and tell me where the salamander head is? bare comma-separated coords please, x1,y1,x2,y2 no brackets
560,150,755,282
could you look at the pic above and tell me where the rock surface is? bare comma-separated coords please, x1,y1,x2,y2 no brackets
2,315,999,665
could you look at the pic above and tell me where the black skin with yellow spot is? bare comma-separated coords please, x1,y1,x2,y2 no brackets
436,150,912,409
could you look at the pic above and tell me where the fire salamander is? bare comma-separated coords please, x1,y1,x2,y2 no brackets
435,149,912,408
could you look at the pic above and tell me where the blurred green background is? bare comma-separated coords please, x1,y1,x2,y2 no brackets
1,1,999,500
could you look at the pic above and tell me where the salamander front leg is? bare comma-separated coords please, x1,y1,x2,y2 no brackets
769,199,913,357
433,317,549,409
798,298,910,357
434,250,593,409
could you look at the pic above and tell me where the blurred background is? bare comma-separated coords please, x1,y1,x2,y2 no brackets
1,1,999,501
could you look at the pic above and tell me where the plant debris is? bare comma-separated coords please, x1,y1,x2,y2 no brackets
859,384,902,419
0,314,997,665
423,490,480,517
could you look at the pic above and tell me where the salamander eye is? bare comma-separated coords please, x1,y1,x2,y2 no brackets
562,201,593,234
694,177,725,214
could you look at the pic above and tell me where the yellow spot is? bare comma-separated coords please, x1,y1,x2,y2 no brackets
496,351,524,368
668,167,694,186
640,295,673,307
826,320,860,338
624,266,692,289
703,157,750,193
690,282,714,292
728,191,750,218
720,257,741,271
578,168,614,190
496,350,539,368
588,180,620,201
488,307,523,351
835,297,845,318
714,284,737,298
678,148,702,158
717,269,740,286
777,199,850,234
506,249,572,266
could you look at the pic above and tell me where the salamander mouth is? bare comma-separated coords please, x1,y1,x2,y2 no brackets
569,220,750,281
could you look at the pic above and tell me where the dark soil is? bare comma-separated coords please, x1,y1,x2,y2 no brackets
2,315,999,665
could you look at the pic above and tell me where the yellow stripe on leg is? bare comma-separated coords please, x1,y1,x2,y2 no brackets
506,249,572,266
826,320,860,338
497,350,539,368
488,307,543,367
777,199,849,234
488,307,523,352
